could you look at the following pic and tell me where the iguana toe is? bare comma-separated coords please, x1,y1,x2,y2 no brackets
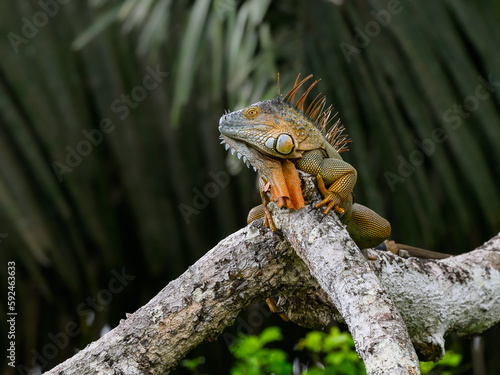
315,193,342,215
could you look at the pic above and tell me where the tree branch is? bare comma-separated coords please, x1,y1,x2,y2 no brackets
369,234,500,360
269,202,420,374
44,177,500,375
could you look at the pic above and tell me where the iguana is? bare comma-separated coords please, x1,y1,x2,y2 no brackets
219,74,450,259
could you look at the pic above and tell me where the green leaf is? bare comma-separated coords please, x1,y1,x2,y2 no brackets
297,331,326,352
170,0,212,125
231,335,262,358
180,356,206,370
258,326,283,345
71,5,121,50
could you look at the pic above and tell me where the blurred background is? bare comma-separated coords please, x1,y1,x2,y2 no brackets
1,0,499,373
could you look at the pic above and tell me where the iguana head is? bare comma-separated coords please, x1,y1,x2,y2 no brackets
219,75,331,164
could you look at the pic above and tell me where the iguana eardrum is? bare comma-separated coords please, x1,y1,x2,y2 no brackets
219,74,450,259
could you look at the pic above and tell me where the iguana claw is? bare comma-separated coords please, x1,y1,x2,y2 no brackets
265,296,289,321
334,206,346,219
314,174,344,216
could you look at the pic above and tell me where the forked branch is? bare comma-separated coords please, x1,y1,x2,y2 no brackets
44,178,500,375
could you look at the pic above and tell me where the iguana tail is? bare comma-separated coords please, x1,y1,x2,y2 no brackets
376,240,451,259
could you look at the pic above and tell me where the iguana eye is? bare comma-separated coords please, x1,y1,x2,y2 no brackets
275,134,295,155
243,107,260,119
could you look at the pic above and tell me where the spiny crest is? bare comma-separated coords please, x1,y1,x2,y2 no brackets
326,118,352,154
277,73,352,153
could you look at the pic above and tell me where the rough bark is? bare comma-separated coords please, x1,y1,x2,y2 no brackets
44,177,500,375
43,224,319,375
270,205,421,374
369,235,500,360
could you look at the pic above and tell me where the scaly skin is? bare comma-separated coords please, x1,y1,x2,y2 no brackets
219,74,451,256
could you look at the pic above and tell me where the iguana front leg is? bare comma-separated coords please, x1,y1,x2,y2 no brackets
247,167,301,232
256,180,277,231
248,150,357,229
295,150,393,250
295,149,357,215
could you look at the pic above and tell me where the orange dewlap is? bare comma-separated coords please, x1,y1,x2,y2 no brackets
265,159,304,210
281,159,305,210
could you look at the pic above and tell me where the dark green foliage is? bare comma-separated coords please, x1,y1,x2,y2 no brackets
0,0,499,373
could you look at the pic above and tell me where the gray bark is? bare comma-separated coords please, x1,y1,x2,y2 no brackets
43,179,500,375
270,205,421,374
